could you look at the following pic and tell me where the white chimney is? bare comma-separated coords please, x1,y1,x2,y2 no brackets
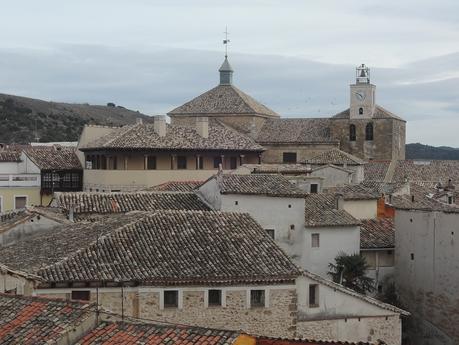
154,115,166,137
335,194,344,210
196,117,209,138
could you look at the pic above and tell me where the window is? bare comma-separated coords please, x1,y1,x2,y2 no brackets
213,156,222,169
146,156,157,170
230,157,237,170
14,196,27,209
108,156,117,170
71,290,90,301
310,184,318,193
311,233,320,248
177,156,187,170
250,290,265,308
365,123,374,141
208,289,222,307
309,284,319,307
164,290,178,308
349,124,356,141
265,229,275,239
283,152,297,163
197,156,204,170
359,107,364,115
448,196,453,204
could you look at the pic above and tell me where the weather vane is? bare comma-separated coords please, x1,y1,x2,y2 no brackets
223,26,230,58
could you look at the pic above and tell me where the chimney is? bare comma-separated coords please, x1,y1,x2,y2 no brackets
153,115,166,137
136,118,143,125
335,193,344,210
196,117,209,138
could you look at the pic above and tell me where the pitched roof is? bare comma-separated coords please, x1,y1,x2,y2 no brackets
80,120,263,152
255,118,334,144
360,218,395,249
332,105,405,121
241,164,312,174
146,180,204,192
0,210,301,285
211,173,307,198
0,209,34,235
168,84,278,118
363,161,391,182
392,160,459,184
54,191,210,215
304,194,360,227
307,149,365,165
0,149,21,162
24,146,82,170
0,293,93,344
256,336,377,345
76,321,240,345
326,184,380,201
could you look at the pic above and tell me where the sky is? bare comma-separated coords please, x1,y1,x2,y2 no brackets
0,0,458,145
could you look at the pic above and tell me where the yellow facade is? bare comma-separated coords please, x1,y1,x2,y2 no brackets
0,187,41,212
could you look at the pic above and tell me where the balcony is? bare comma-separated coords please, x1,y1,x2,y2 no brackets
0,174,40,187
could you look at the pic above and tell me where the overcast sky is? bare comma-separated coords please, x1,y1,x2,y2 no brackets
1,0,458,145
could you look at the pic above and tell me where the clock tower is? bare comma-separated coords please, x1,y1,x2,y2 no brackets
350,64,376,119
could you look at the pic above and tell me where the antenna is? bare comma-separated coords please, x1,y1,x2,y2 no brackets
223,26,230,58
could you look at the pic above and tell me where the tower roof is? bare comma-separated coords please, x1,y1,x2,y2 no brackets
218,57,233,72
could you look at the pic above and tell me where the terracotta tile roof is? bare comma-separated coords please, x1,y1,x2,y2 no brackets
24,146,82,170
392,160,459,184
360,181,406,195
256,336,377,345
255,118,335,144
168,84,279,118
0,209,34,234
326,184,380,200
77,321,240,345
54,191,210,215
241,164,312,174
0,210,301,285
212,173,307,198
146,180,204,192
332,105,405,121
304,194,360,227
307,149,365,165
360,218,395,249
80,119,263,152
0,293,93,344
363,161,391,182
0,149,21,162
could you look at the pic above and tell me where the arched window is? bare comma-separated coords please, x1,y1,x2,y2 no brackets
365,123,374,141
359,107,364,115
349,124,356,141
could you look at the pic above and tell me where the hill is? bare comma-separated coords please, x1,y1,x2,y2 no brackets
406,143,459,160
0,93,152,144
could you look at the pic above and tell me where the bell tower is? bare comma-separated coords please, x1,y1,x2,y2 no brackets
350,64,376,119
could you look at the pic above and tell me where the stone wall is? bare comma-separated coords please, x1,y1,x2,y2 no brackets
260,143,338,164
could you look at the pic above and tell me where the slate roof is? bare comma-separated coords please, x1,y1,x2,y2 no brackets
146,180,204,192
304,194,360,227
0,210,301,285
76,321,240,345
54,191,210,215
307,149,365,166
255,118,335,144
0,150,21,162
0,293,93,345
80,120,263,152
326,184,380,200
24,146,82,170
212,173,307,198
360,218,395,249
168,84,279,118
332,105,405,121
363,161,391,182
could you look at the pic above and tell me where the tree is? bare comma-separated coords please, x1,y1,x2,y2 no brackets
328,252,374,294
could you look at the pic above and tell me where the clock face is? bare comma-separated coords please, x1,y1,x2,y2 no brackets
355,91,366,101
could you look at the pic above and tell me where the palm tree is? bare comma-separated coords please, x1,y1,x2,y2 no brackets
328,252,375,294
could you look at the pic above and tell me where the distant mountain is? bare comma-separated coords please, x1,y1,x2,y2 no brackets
406,143,459,160
0,93,152,144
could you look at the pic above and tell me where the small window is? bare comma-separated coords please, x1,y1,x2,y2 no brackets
410,253,414,260
265,229,275,239
309,284,319,307
365,123,374,141
71,290,90,301
310,184,318,193
208,289,222,307
349,124,356,141
164,290,178,308
177,156,187,170
230,157,237,170
146,156,157,170
359,107,364,115
14,196,27,209
311,233,320,248
234,201,238,205
448,196,453,204
250,290,265,308
213,157,222,169
197,156,204,170
283,152,297,163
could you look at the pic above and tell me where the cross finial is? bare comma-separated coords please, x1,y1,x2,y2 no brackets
223,26,230,58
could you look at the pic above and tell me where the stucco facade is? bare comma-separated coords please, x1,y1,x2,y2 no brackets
342,199,378,220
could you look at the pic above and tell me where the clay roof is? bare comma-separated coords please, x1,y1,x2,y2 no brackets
146,180,204,192
0,210,35,235
363,161,391,182
326,184,380,201
209,173,307,198
0,293,93,344
392,160,459,185
0,149,21,162
80,120,263,152
0,210,300,285
256,118,334,144
168,84,278,118
360,218,395,249
332,105,405,121
304,194,360,227
256,337,377,345
54,191,210,215
76,321,240,345
307,149,365,166
24,146,82,170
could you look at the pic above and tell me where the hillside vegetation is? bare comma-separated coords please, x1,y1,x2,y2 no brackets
0,93,152,144
406,143,459,160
